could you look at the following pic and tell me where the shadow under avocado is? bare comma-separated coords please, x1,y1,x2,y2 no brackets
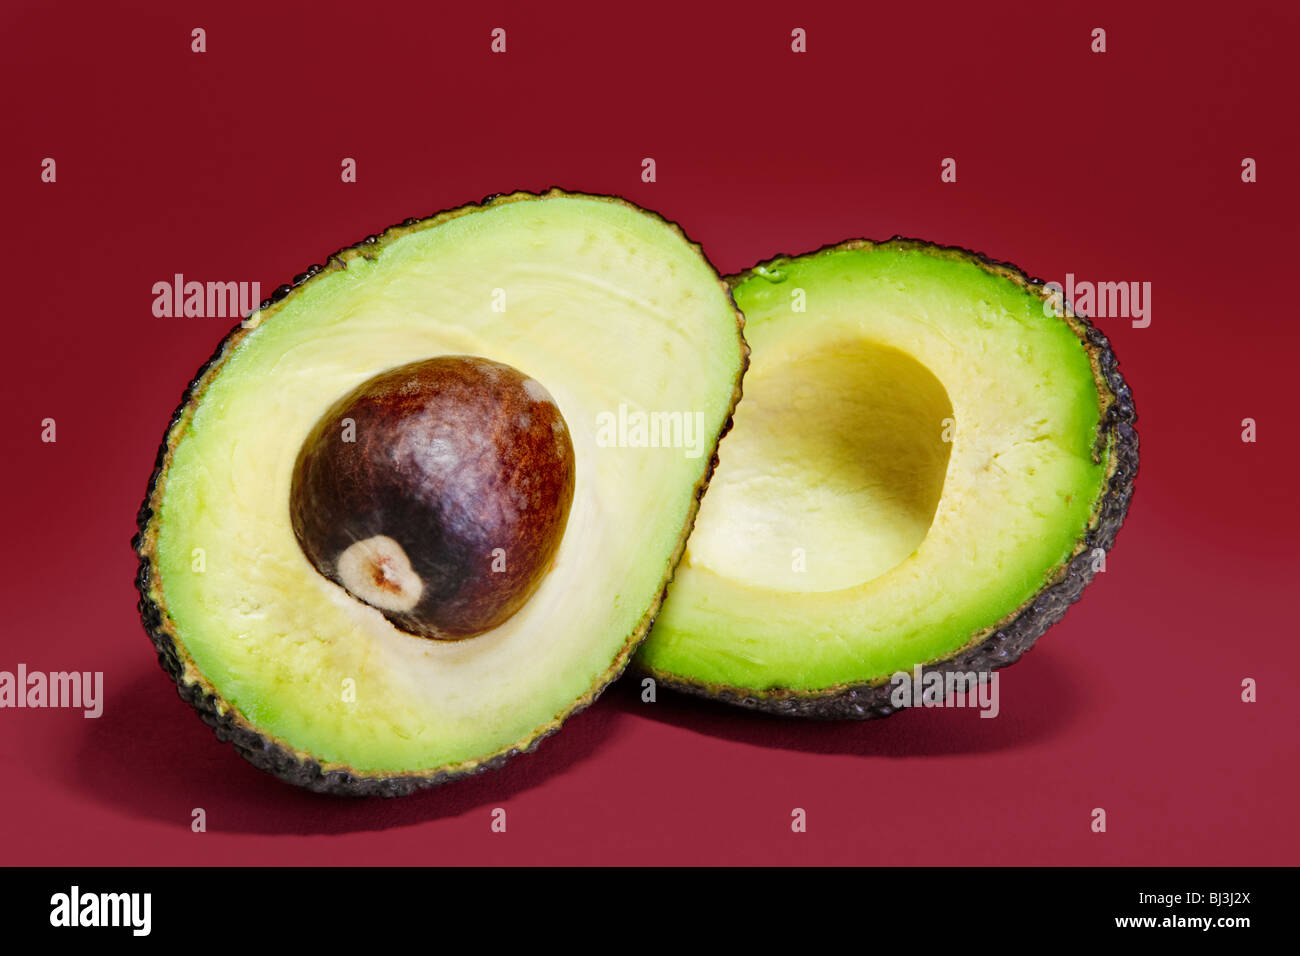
70,668,626,836
607,647,1081,757
73,644,1076,834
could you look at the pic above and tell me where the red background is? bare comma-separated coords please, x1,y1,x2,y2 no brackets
2,1,1296,865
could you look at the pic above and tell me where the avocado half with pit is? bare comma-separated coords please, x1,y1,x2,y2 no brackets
133,191,747,794
637,240,1138,716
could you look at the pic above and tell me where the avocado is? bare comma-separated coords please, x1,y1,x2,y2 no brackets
133,190,747,793
637,239,1137,717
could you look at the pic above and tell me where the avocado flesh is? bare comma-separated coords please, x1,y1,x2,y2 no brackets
135,191,746,790
638,240,1137,710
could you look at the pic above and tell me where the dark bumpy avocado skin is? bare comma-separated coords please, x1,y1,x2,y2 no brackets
643,238,1139,719
132,190,748,795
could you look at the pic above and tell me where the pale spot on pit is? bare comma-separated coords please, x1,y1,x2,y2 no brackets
522,378,556,406
337,535,423,612
426,437,458,468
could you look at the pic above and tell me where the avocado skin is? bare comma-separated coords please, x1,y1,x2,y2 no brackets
132,190,748,795
641,238,1139,719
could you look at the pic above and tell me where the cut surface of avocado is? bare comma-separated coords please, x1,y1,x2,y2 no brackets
134,191,746,792
637,240,1137,715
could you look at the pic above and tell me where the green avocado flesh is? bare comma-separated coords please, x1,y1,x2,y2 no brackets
639,241,1118,698
140,192,745,782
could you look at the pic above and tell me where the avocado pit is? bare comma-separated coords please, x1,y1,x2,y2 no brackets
290,355,575,640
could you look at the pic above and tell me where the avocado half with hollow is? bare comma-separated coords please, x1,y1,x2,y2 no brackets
637,239,1138,716
133,191,747,794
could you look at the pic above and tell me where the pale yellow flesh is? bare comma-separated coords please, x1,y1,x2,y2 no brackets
152,195,744,773
641,246,1107,692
